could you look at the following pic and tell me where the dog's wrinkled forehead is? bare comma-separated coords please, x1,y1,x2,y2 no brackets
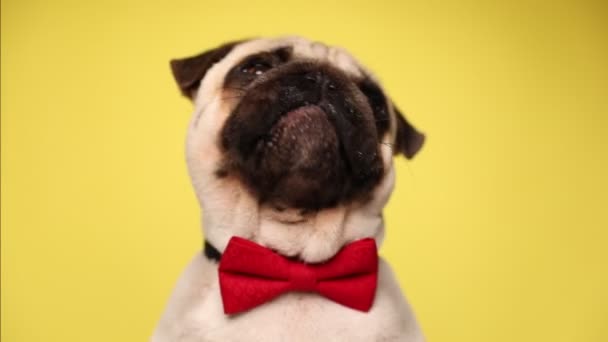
197,37,366,97
288,38,364,77
234,37,363,73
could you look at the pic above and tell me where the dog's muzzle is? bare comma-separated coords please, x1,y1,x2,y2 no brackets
220,63,384,210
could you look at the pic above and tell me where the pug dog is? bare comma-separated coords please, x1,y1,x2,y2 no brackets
152,36,425,342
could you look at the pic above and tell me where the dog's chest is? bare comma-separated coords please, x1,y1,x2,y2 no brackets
182,293,399,342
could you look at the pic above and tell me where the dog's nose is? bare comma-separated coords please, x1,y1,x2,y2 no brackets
303,71,337,92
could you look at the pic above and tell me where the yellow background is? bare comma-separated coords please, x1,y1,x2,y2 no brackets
2,0,607,341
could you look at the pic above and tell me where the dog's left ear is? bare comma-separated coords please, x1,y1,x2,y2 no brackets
170,40,244,99
392,106,425,159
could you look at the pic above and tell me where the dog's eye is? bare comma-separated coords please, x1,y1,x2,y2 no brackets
240,60,272,75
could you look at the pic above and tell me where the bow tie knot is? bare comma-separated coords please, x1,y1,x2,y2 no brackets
218,236,379,314
288,262,318,291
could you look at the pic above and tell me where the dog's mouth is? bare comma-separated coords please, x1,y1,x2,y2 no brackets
264,105,338,164
246,103,344,208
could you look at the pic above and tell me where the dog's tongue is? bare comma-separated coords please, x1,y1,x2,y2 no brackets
265,105,339,168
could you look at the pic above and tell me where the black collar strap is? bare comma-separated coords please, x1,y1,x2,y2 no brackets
203,240,222,263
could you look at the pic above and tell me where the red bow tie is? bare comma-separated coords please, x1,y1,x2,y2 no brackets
218,236,379,314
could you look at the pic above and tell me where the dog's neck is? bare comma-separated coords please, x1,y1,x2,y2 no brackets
201,205,383,263
201,196,386,263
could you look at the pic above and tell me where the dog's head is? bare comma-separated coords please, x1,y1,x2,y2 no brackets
171,37,424,262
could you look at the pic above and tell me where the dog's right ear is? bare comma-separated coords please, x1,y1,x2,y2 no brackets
170,40,244,100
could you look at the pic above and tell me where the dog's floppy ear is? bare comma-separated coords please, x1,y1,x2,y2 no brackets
392,105,425,159
170,40,244,99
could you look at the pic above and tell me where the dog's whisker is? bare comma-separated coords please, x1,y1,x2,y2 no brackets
220,95,245,101
223,86,248,92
